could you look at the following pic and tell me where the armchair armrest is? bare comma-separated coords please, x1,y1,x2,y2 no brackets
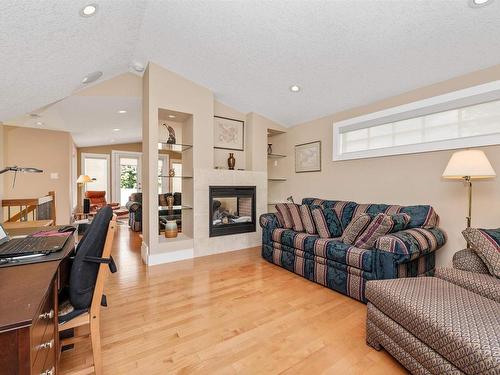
452,249,489,274
126,201,141,212
259,213,282,231
374,227,447,263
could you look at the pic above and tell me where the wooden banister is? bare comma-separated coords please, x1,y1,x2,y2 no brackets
1,191,56,225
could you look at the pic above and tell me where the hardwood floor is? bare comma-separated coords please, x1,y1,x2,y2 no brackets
60,225,407,374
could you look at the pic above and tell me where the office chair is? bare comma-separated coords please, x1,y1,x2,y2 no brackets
58,207,117,375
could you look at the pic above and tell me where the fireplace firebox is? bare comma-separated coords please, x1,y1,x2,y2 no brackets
209,186,256,237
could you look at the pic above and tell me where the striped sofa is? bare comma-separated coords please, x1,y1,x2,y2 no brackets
259,198,447,302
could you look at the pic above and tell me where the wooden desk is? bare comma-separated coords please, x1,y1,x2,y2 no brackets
2,220,54,230
0,228,74,375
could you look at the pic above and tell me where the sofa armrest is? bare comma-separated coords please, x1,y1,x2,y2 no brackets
126,201,141,212
435,267,500,303
259,213,282,231
374,227,447,263
452,249,490,274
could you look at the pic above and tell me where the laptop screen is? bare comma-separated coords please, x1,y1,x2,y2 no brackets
0,224,8,246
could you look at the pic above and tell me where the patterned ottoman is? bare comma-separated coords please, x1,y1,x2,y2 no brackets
366,277,500,375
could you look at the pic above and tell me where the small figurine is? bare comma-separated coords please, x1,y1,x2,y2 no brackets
163,123,176,144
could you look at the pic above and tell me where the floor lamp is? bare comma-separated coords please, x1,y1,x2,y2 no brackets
442,150,496,235
77,174,93,213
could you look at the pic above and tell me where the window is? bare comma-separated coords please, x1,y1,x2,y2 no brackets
171,162,182,193
158,155,169,194
82,153,110,198
334,81,500,160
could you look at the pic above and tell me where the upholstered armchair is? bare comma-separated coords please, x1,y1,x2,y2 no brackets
85,191,123,214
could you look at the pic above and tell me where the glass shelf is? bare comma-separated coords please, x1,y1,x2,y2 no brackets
268,178,287,181
158,143,193,152
158,175,193,178
267,153,287,158
158,205,193,210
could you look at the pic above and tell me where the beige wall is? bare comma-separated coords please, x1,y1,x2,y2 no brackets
2,126,73,224
0,124,4,222
275,64,500,266
213,101,247,170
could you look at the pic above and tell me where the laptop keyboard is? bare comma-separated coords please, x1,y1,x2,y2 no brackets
0,237,66,257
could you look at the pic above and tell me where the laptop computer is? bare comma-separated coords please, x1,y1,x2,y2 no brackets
0,224,70,259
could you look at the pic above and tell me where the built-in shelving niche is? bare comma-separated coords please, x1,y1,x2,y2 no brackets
267,128,288,213
158,108,194,243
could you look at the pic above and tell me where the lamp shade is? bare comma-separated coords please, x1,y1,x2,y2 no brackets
442,150,496,179
76,174,93,184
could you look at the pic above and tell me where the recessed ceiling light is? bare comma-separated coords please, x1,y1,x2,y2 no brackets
80,4,98,17
117,110,127,114
131,62,145,73
110,139,115,143
290,85,301,93
36,121,44,126
82,71,103,84
113,128,120,132
168,114,176,119
469,0,493,7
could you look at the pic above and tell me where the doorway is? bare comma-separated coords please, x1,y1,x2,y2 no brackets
112,151,142,206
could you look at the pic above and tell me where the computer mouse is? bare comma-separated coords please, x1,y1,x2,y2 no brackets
58,226,76,233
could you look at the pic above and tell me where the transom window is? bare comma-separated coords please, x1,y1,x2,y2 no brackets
333,82,500,160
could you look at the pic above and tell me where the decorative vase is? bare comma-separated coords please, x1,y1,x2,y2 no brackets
267,144,273,155
168,168,175,177
164,220,178,238
166,195,174,209
227,153,236,170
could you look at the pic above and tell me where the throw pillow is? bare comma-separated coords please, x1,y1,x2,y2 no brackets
462,228,500,278
354,213,394,249
299,205,316,235
341,213,371,245
389,213,411,233
275,210,285,228
275,203,304,232
311,207,342,238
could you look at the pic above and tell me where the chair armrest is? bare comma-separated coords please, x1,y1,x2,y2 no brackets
374,227,447,262
259,213,282,231
435,267,500,303
126,201,141,212
452,249,490,274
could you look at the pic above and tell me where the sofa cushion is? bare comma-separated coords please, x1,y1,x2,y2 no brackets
342,213,371,245
366,277,500,375
435,267,500,303
462,228,500,278
299,204,316,234
301,198,357,229
271,228,372,272
275,203,304,231
311,206,342,238
354,213,394,249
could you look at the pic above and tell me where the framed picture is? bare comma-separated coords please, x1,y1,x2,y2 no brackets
214,116,245,151
295,141,321,173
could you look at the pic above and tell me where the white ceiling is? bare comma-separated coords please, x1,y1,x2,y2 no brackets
2,0,500,144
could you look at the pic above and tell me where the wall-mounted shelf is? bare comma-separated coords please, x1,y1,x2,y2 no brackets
158,143,193,152
268,178,287,181
158,205,193,210
267,153,286,159
158,175,193,178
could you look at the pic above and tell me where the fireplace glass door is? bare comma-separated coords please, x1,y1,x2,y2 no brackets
209,186,256,237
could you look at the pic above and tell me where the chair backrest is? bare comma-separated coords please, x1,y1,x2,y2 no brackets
90,214,117,317
85,191,107,207
69,206,114,309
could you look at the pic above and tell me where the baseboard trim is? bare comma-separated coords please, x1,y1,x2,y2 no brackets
147,248,194,266
141,241,149,265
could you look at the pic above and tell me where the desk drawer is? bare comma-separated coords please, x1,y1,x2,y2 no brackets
31,280,55,367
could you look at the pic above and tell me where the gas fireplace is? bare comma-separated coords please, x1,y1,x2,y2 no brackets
209,186,256,237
